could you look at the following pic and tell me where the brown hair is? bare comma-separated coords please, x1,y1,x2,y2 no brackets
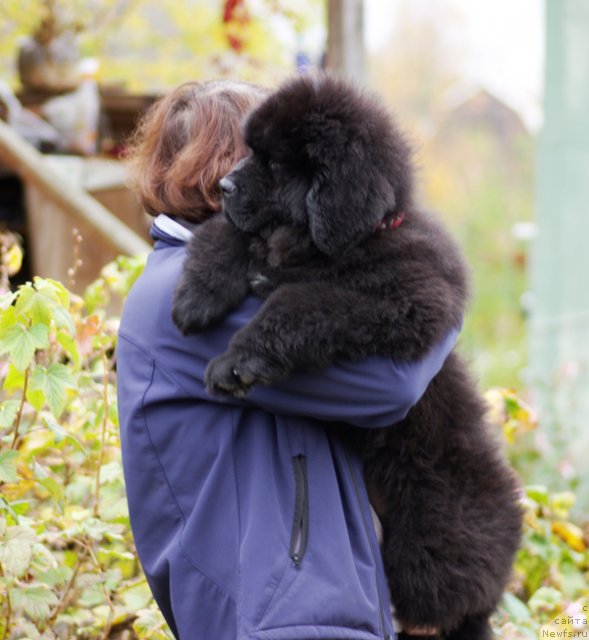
125,80,267,222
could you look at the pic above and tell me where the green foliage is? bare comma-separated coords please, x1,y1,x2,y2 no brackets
1,252,587,638
486,390,589,639
494,483,589,640
0,261,172,639
369,4,535,391
422,130,534,390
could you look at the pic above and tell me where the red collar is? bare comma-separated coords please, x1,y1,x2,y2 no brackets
375,211,405,232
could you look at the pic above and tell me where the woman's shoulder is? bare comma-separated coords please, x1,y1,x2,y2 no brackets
120,246,184,334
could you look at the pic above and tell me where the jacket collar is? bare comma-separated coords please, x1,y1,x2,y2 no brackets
151,214,197,247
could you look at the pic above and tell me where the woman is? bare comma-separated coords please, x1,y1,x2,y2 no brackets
117,79,459,640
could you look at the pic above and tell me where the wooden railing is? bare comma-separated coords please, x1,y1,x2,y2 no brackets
0,119,150,258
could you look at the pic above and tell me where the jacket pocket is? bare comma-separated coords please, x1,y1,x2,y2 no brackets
289,455,309,568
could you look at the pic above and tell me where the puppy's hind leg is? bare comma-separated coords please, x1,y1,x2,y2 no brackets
397,631,442,640
444,613,493,640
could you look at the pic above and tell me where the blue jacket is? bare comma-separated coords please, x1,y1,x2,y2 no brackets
116,217,459,640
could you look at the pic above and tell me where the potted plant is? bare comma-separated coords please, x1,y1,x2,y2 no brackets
2,0,135,93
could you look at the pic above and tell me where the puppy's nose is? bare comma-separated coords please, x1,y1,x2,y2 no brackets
219,176,237,196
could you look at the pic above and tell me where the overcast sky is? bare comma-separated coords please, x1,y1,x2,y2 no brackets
364,0,545,130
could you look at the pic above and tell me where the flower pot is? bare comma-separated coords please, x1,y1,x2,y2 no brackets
17,32,81,92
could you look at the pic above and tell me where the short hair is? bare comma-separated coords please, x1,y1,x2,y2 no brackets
125,80,267,222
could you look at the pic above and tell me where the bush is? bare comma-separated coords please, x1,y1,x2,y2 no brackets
0,256,173,639
486,390,589,639
0,258,587,638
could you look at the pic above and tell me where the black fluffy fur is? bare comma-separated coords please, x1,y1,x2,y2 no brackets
172,73,522,640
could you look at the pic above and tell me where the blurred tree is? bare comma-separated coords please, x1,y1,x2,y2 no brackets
0,0,323,91
368,0,535,389
368,0,463,133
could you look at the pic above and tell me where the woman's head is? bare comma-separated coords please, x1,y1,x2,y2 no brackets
125,80,267,222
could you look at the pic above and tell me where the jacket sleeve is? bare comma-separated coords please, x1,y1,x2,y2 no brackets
244,325,460,428
120,258,460,430
169,293,461,429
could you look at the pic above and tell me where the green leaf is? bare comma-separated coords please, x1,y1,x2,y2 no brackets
0,290,16,311
99,482,128,521
82,518,125,542
0,323,49,371
38,477,65,504
0,305,17,334
526,485,550,506
3,363,25,392
527,586,563,616
0,525,36,576
550,491,576,518
32,457,50,479
30,363,77,417
14,285,54,326
82,518,125,541
83,278,108,315
99,461,124,485
14,278,74,335
6,619,42,639
26,383,46,412
77,581,106,607
0,400,19,428
40,278,70,307
44,417,88,456
500,592,533,623
31,541,60,574
98,547,135,563
57,330,80,368
35,565,72,588
52,304,76,335
64,476,93,504
120,581,153,612
0,496,23,522
134,608,174,639
10,583,58,621
0,450,19,483
108,399,119,427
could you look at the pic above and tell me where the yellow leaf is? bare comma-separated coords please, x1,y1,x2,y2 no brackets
4,243,23,277
551,520,587,552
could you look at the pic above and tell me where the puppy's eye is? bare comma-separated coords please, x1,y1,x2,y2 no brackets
269,160,281,175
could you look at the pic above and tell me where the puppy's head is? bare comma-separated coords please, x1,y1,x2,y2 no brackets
221,73,414,255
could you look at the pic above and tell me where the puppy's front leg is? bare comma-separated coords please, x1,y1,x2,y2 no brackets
172,215,251,334
205,282,360,396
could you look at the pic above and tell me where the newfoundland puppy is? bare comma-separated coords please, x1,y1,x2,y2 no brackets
172,73,522,640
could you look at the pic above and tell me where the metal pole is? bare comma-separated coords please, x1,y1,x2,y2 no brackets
529,0,589,504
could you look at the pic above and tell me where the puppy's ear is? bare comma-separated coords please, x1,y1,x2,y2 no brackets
306,154,393,256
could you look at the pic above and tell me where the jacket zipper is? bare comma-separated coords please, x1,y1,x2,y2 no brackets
289,454,309,568
344,449,393,640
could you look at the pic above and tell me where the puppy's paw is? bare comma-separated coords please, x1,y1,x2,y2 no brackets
204,352,256,397
172,286,229,335
205,351,288,397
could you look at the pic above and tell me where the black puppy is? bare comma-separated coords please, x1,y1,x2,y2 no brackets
172,74,522,640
